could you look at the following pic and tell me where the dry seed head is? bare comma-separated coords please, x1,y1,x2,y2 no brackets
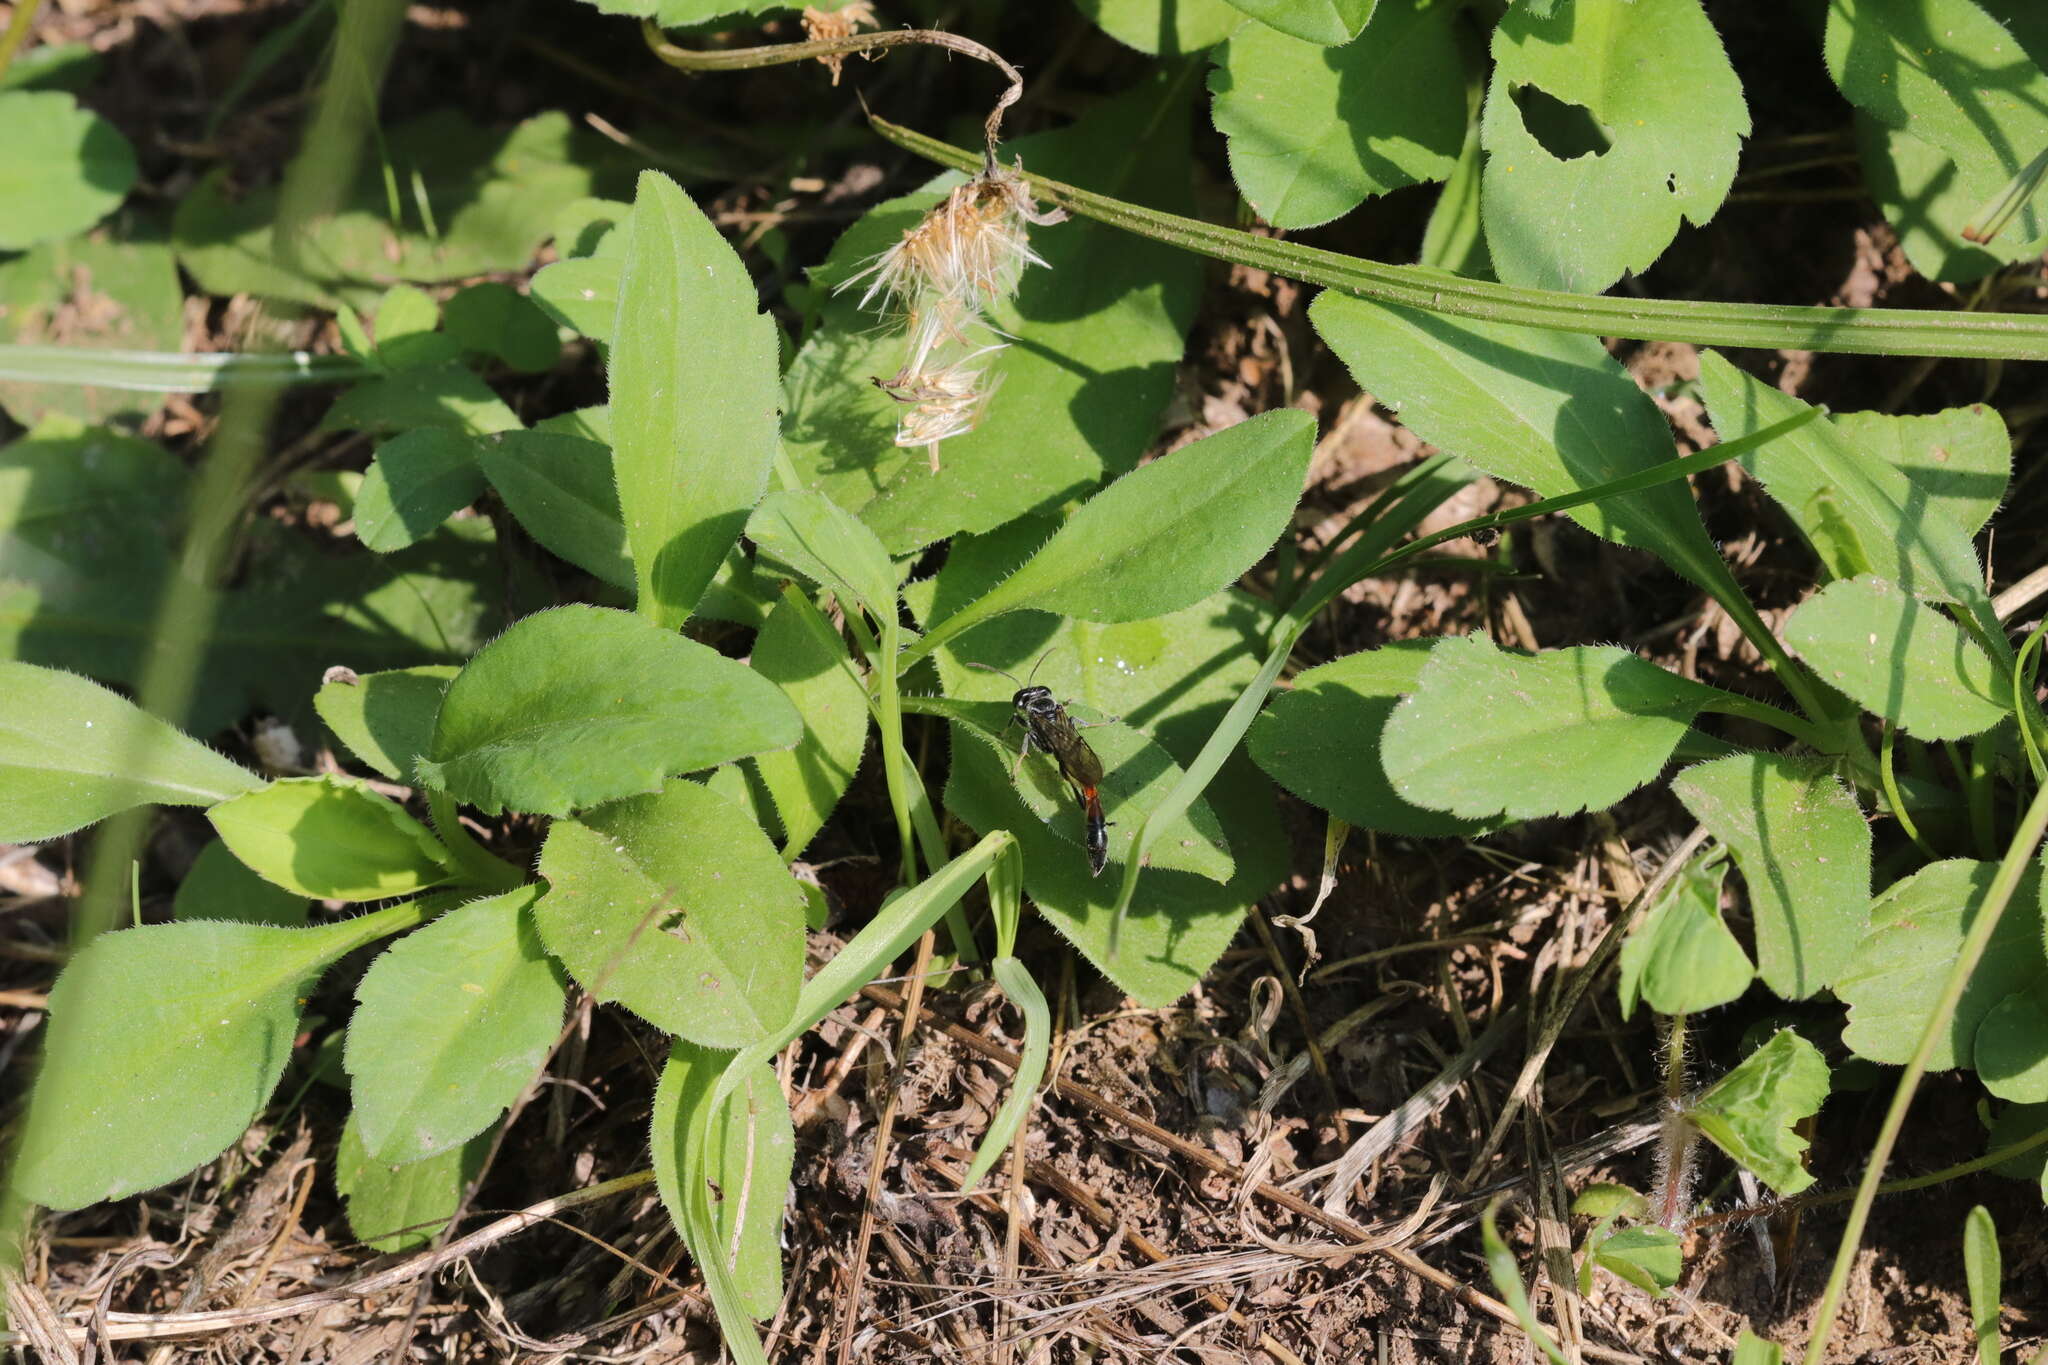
802,3,877,84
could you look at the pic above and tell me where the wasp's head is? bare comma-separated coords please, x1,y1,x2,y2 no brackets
1013,685,1058,717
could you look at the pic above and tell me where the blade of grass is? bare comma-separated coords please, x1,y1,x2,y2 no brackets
872,116,2048,362
0,345,369,392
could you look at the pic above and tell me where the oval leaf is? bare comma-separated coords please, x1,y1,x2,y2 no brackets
534,777,803,1047
314,665,458,783
13,914,398,1209
609,170,780,627
173,839,309,928
1978,979,2048,1104
0,91,136,249
474,431,631,588
0,662,261,841
208,775,452,901
745,488,897,623
1384,634,1724,820
1786,575,2006,739
336,1112,491,1253
347,886,567,1163
1616,853,1754,1019
415,605,801,817
354,428,486,553
746,595,870,859
1689,1029,1828,1196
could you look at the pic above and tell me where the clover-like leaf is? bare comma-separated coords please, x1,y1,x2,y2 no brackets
1673,753,1871,1001
1384,634,1725,820
416,605,800,817
1786,575,2006,739
1479,0,1748,292
1688,1028,1829,1196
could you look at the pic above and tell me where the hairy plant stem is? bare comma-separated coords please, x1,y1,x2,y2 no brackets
1654,1014,1697,1231
644,20,1021,158
871,116,2048,361
1800,775,2048,1365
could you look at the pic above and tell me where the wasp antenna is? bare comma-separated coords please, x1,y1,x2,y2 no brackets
1024,646,1059,687
964,660,1022,686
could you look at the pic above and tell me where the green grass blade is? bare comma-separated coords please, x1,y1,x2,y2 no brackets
872,116,2048,362
0,344,368,391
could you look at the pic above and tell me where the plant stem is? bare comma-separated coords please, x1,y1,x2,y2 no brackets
870,116,2048,362
1800,776,2048,1365
426,790,523,891
1655,1014,1698,1230
644,20,1021,158
0,0,45,83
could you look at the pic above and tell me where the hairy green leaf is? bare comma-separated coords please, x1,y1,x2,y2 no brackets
336,1113,491,1253
322,364,521,437
1689,1029,1828,1195
443,282,562,373
1384,634,1723,820
1248,641,1495,837
347,886,566,1163
1617,853,1753,1019
745,595,869,859
534,778,803,1046
1222,0,1372,45
1211,1,1463,228
652,1041,794,1319
208,776,452,901
1964,1204,2002,1365
1831,404,2012,537
745,489,896,623
0,662,262,841
1590,1226,1682,1295
1786,575,2005,739
172,839,309,928
1479,0,1747,292
416,605,799,817
1074,0,1244,54
475,431,631,588
354,429,487,553
1978,978,2048,1103
314,665,457,783
1673,753,1872,1000
1838,858,2046,1068
609,170,779,627
13,904,423,1209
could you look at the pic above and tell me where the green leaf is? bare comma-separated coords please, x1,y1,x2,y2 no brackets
1838,858,2047,1068
208,776,452,901
1732,1331,1784,1365
416,605,800,817
323,364,521,437
1249,642,1498,837
1570,1183,1648,1219
745,595,869,859
1478,0,1748,292
1672,753,1872,1001
0,91,136,249
372,284,449,370
785,76,1203,553
474,431,631,588
1617,853,1753,1020
1963,1204,2002,1365
1831,404,2011,538
336,1112,490,1253
1825,0,2048,261
1074,0,1244,55
1978,979,2048,1102
0,235,182,427
0,42,101,94
13,905,422,1209
1688,1028,1829,1196
347,886,567,1163
609,170,780,628
443,282,562,373
1383,634,1724,821
914,410,1315,659
1480,1201,1571,1365
530,256,621,342
534,777,804,1046
940,697,1235,882
173,839,309,928
0,662,263,841
172,111,621,309
652,1041,794,1319
1222,0,1372,45
353,429,487,553
1700,353,1993,624
1858,114,2048,284
1210,1,1464,228
1785,575,2006,740
314,665,457,783
745,489,896,624
1590,1225,1682,1295
1311,295,1737,601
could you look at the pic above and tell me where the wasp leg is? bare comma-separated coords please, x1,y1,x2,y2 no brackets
1011,726,1035,782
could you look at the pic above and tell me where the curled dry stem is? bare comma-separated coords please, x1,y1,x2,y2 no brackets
641,19,1022,159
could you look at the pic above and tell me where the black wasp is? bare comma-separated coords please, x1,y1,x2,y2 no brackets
969,656,1111,876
